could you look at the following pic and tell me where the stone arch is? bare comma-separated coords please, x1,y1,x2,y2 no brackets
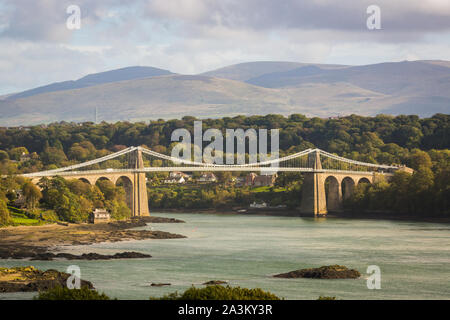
358,177,371,185
78,177,92,185
341,177,356,200
325,175,341,212
116,176,134,211
95,176,113,185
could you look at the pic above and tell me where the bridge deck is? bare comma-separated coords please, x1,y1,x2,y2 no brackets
24,167,393,177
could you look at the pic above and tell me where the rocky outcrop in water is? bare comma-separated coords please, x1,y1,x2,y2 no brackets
0,218,186,260
203,280,228,285
31,251,152,261
0,266,93,293
150,283,171,287
136,216,185,223
273,265,361,279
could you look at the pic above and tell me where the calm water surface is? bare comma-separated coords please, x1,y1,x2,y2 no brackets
1,212,449,300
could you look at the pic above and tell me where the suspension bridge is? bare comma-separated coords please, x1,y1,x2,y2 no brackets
22,146,404,216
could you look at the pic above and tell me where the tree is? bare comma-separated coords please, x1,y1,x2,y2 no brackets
0,150,9,161
409,167,434,194
22,181,42,209
0,198,11,226
408,149,432,170
8,147,28,161
40,147,67,166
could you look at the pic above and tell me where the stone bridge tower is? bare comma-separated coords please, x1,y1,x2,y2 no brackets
299,150,327,215
129,147,150,217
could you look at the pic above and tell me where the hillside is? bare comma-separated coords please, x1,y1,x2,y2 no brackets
7,66,173,100
0,60,449,126
201,61,347,81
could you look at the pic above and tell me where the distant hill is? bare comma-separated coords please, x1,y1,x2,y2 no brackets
246,61,450,96
0,60,449,126
6,66,174,100
201,61,347,81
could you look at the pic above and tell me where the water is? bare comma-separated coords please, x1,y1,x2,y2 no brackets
1,212,449,300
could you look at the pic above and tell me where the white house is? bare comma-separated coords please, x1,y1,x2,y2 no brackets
198,173,217,182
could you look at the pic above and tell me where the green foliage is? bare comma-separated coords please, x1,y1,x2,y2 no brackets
22,181,42,209
6,205,49,226
40,147,67,166
408,149,432,170
153,285,280,300
8,147,28,161
0,150,9,161
36,176,131,223
0,114,448,167
34,286,111,300
0,198,11,226
148,183,300,209
0,114,448,216
344,156,449,215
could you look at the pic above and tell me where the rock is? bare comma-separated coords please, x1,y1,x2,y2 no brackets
135,216,185,223
150,283,171,287
30,251,151,261
111,252,152,259
0,266,94,293
203,280,228,285
273,265,361,279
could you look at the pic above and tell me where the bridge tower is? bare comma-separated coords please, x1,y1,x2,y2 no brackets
299,150,327,216
129,147,150,217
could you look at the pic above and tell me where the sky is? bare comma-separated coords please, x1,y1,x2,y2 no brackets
0,0,449,95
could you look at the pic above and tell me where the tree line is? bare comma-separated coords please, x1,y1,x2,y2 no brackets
0,113,448,222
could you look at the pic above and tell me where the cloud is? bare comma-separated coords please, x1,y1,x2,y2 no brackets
143,0,450,34
0,0,127,42
0,0,449,94
1,0,449,42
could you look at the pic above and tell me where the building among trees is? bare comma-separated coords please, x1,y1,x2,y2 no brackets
89,208,110,224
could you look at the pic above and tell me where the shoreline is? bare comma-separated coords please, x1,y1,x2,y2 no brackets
153,208,450,224
0,217,186,260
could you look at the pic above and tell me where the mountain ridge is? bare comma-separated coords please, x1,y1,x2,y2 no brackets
1,60,449,126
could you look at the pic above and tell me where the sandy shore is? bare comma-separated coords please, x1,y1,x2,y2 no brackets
0,217,186,260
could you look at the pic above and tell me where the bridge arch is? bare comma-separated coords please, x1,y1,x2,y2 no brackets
325,176,341,212
358,177,371,185
116,176,134,212
95,176,115,185
78,177,93,185
341,177,356,200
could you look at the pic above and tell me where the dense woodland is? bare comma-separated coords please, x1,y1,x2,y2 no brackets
0,113,449,224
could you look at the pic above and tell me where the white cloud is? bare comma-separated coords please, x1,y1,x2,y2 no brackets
0,0,449,94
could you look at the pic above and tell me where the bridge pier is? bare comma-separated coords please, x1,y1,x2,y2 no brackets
299,151,327,216
130,147,150,217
